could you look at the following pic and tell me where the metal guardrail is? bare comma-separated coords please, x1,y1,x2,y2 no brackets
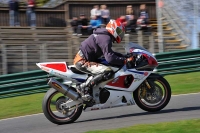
0,48,200,99
155,48,200,75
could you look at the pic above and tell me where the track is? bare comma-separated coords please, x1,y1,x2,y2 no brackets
0,93,200,133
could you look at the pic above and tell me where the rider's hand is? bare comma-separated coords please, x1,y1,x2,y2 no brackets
124,56,134,64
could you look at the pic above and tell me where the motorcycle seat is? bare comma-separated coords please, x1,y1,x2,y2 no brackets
70,67,86,74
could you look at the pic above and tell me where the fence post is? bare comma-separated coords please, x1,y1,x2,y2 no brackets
149,33,155,53
1,44,7,74
156,0,164,52
40,43,47,62
22,45,28,72
137,30,143,46
64,3,69,22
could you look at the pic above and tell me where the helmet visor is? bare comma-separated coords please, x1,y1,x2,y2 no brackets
116,27,125,41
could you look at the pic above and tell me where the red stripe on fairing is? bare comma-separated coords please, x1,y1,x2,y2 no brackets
41,63,67,72
106,75,133,88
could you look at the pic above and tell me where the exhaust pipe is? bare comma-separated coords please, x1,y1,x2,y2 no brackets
48,78,82,101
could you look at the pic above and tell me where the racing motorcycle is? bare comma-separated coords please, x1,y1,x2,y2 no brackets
36,42,171,125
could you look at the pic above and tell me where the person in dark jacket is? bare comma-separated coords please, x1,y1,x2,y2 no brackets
8,0,20,26
70,16,78,35
73,19,134,101
138,4,149,25
77,14,91,35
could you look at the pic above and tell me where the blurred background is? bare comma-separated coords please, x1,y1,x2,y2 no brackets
0,0,199,74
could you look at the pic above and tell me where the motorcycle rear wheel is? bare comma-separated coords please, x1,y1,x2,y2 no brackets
42,88,83,124
133,75,171,112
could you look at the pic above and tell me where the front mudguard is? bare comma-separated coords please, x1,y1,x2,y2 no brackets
147,73,163,80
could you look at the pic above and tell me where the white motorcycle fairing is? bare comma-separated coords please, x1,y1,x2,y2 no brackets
38,42,171,125
36,61,152,112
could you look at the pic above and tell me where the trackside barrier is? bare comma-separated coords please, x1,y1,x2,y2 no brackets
155,48,200,75
0,70,62,99
0,48,200,99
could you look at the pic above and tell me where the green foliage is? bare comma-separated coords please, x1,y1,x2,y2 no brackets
36,0,49,7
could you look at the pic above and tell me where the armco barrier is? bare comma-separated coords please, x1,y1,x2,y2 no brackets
0,70,49,99
0,48,200,99
0,70,63,99
155,48,200,75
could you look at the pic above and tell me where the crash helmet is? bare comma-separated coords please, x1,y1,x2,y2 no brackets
106,19,125,43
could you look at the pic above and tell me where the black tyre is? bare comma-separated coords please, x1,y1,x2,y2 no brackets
42,88,83,124
133,75,171,112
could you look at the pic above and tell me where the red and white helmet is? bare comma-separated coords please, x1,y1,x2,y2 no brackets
106,19,125,43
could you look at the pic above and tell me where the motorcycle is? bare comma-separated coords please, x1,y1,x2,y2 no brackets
36,42,171,125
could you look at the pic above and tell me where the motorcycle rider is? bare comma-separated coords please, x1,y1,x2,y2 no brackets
73,19,134,101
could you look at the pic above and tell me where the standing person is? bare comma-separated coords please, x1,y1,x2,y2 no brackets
26,0,36,27
14,0,20,26
125,5,136,33
8,0,20,26
90,5,101,23
100,4,110,25
125,5,134,21
73,19,134,101
138,4,149,24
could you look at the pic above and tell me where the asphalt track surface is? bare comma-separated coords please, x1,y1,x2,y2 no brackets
0,93,200,133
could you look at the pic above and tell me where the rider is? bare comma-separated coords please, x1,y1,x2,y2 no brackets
73,19,134,101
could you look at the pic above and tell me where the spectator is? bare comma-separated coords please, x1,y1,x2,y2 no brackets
70,16,78,35
116,15,127,26
8,0,20,26
100,4,110,25
125,5,136,33
125,5,134,21
138,4,149,24
90,5,101,22
26,0,36,27
89,16,101,35
126,15,137,33
77,14,90,35
90,16,101,29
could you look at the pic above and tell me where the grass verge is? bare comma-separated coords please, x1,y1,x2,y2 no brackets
0,72,200,119
85,119,200,133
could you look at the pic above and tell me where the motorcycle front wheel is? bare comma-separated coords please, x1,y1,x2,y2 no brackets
133,75,171,112
42,88,83,124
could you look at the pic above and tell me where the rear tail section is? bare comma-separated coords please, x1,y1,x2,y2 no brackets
36,62,68,73
36,62,87,83
36,62,71,80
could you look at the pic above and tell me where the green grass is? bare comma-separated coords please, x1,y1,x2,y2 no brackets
0,93,45,119
165,71,200,94
0,72,200,120
85,119,200,133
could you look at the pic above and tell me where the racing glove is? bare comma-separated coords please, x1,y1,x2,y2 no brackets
124,56,134,64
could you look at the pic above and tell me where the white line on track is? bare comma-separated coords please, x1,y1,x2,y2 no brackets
0,92,200,122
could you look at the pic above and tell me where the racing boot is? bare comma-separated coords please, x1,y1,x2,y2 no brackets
76,76,93,101
77,83,93,101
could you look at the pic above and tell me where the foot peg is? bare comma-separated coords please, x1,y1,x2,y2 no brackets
81,94,93,101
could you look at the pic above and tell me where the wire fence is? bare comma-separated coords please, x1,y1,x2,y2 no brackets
163,0,200,48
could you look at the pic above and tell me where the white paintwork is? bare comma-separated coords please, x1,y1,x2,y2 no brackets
36,47,157,111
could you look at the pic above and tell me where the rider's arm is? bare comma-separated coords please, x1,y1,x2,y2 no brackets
99,39,126,66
